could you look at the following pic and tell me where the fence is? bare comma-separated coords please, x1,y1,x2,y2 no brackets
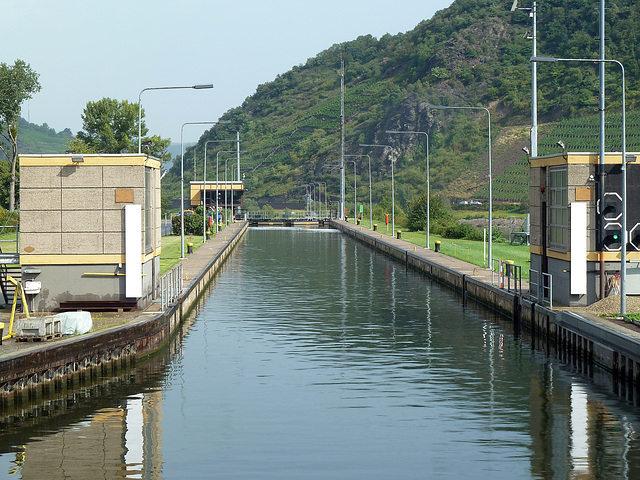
529,269,553,308
160,263,183,310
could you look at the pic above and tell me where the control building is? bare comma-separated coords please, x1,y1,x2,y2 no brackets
529,151,640,306
19,154,161,311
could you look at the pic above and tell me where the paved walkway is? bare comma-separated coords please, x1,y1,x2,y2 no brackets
336,220,529,291
0,221,247,358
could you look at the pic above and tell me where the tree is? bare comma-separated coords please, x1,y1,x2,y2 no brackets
405,193,451,232
0,60,41,212
71,98,171,160
74,98,143,153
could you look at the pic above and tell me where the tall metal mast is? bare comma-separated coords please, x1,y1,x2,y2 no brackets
340,54,345,220
598,0,606,299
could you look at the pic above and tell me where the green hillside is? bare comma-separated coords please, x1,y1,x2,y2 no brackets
14,118,73,155
160,0,640,214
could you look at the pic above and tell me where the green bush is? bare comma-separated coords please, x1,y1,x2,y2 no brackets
433,220,484,241
405,193,451,232
172,213,201,235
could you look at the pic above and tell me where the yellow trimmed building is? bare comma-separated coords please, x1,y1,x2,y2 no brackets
19,154,162,311
530,151,640,306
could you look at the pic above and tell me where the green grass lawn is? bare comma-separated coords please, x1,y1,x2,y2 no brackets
0,231,18,254
160,234,205,275
349,217,531,280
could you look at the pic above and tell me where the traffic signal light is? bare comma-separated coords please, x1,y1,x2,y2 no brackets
602,224,622,251
602,191,622,251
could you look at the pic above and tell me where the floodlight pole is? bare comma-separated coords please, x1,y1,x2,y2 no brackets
180,121,222,259
511,1,538,157
344,155,372,229
139,84,213,153
360,144,393,232
430,106,492,267
386,130,430,248
203,138,238,243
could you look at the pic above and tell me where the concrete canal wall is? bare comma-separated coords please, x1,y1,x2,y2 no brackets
331,220,640,389
0,222,248,402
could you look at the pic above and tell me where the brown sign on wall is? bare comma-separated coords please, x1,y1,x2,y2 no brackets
575,187,593,201
115,188,134,203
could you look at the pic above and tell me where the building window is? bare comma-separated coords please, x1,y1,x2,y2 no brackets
145,167,153,254
549,167,568,250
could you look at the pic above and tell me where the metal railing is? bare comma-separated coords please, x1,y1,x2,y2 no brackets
452,243,470,260
0,224,19,264
160,263,183,310
529,269,553,308
491,258,523,294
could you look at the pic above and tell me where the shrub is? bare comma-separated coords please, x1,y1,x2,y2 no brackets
172,213,201,235
404,193,451,232
434,219,484,241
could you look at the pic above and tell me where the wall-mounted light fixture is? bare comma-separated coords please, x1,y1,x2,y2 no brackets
71,155,84,163
522,146,530,155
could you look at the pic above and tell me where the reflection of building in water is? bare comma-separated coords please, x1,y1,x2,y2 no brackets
529,367,636,478
17,390,163,479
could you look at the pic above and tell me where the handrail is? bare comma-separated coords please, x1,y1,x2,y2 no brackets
529,269,552,308
160,263,183,310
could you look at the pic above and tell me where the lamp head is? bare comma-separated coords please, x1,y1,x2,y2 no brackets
522,146,530,155
530,56,558,63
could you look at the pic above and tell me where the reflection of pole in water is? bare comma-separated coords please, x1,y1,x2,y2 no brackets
340,238,347,344
391,263,396,342
570,383,591,476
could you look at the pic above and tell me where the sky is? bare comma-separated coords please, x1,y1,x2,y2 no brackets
7,0,455,143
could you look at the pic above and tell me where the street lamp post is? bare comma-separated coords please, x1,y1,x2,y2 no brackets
180,121,225,259
203,139,238,243
430,106,492,267
386,130,430,248
216,151,243,227
139,84,213,153
344,160,357,221
318,181,327,219
360,144,393,232
531,55,627,314
344,155,372,229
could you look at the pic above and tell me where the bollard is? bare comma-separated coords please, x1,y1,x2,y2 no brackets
206,230,211,240
396,230,402,240
0,322,3,344
357,219,361,225
373,224,378,232
434,241,441,252
505,260,514,277
187,243,193,254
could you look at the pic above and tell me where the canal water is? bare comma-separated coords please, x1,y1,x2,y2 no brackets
1,227,640,479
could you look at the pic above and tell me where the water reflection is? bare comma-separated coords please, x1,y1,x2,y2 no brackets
0,228,640,478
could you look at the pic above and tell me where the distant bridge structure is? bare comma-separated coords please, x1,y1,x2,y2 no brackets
243,211,333,227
